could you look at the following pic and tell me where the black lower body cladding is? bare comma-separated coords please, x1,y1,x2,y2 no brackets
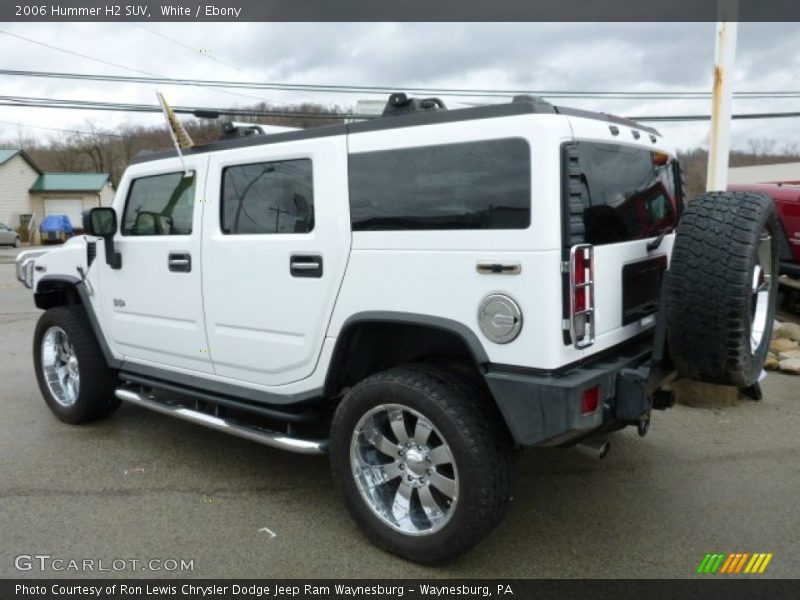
666,192,779,387
484,339,655,446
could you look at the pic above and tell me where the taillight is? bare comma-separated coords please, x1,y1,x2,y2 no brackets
581,385,601,414
574,248,587,313
652,151,670,166
568,244,595,348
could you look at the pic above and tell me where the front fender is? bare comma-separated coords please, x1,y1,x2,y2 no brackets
26,237,89,291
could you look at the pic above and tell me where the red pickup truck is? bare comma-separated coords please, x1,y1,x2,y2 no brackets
729,183,800,278
729,182,800,313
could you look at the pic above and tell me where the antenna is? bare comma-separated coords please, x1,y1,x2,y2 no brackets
156,91,194,177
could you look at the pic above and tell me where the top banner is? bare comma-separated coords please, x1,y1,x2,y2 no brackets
3,0,800,22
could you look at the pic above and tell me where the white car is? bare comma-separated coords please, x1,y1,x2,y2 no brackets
0,222,21,247
16,94,779,563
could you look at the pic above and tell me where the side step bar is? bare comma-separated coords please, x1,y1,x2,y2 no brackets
119,370,323,423
115,387,329,455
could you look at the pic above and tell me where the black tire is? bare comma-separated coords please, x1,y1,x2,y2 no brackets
330,364,513,564
667,192,779,386
33,305,120,423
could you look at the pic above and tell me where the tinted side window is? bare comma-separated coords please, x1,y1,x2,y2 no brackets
221,159,314,234
350,138,531,231
122,172,195,236
570,142,678,245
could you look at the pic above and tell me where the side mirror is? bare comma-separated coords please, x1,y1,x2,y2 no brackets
86,208,122,269
86,207,117,237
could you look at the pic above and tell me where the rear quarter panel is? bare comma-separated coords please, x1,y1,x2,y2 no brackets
329,114,584,370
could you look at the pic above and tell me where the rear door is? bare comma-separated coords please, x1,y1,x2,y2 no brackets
563,124,680,354
98,155,212,373
201,135,350,387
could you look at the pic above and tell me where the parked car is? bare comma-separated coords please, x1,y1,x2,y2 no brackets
39,214,74,244
15,94,779,564
0,222,21,247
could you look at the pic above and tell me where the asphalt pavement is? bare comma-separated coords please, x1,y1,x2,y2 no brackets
1,246,798,579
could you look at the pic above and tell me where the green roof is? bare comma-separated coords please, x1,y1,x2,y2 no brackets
30,172,110,193
0,149,19,165
0,148,41,172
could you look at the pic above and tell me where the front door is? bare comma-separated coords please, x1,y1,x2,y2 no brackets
98,156,212,373
201,135,350,387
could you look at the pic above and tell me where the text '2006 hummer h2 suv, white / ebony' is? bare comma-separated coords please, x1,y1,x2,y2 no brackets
16,93,779,563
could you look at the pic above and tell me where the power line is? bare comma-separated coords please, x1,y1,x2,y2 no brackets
126,24,319,105
0,94,355,120
0,31,278,106
128,23,247,74
0,119,128,138
0,31,160,78
632,112,800,122
3,93,800,124
2,67,800,101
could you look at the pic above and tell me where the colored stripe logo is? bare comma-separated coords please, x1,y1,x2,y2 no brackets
697,552,773,574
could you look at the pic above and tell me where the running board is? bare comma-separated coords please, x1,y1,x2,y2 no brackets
115,387,328,455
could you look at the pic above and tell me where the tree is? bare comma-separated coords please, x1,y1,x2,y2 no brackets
746,138,777,156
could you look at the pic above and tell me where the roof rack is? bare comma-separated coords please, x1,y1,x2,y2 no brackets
219,121,266,140
132,93,661,165
511,95,557,113
382,92,447,117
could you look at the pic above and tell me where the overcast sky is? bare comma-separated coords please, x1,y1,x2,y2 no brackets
1,21,799,151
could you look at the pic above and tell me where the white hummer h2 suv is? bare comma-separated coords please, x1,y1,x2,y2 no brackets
16,94,779,563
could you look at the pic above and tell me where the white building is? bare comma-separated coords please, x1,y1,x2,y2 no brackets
728,162,800,185
0,149,114,237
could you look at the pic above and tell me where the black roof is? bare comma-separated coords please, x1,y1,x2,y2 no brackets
131,97,661,165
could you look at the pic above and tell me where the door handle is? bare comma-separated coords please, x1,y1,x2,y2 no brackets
290,255,323,278
476,262,522,275
168,253,191,273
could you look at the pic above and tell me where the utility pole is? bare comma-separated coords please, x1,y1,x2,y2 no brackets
677,4,747,408
706,7,739,192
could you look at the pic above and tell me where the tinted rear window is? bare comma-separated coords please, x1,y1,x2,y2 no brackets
221,159,314,235
567,142,678,246
349,138,531,231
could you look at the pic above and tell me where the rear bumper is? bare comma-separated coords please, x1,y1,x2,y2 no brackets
484,339,660,447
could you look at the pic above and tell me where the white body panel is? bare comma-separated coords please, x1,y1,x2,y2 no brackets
329,248,576,369
201,136,351,386
332,115,581,369
99,155,213,373
590,235,674,353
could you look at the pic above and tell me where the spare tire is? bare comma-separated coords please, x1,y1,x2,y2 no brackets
667,191,779,386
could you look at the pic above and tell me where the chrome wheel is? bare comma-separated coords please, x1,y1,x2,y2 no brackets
750,232,772,353
350,403,459,536
41,326,80,406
